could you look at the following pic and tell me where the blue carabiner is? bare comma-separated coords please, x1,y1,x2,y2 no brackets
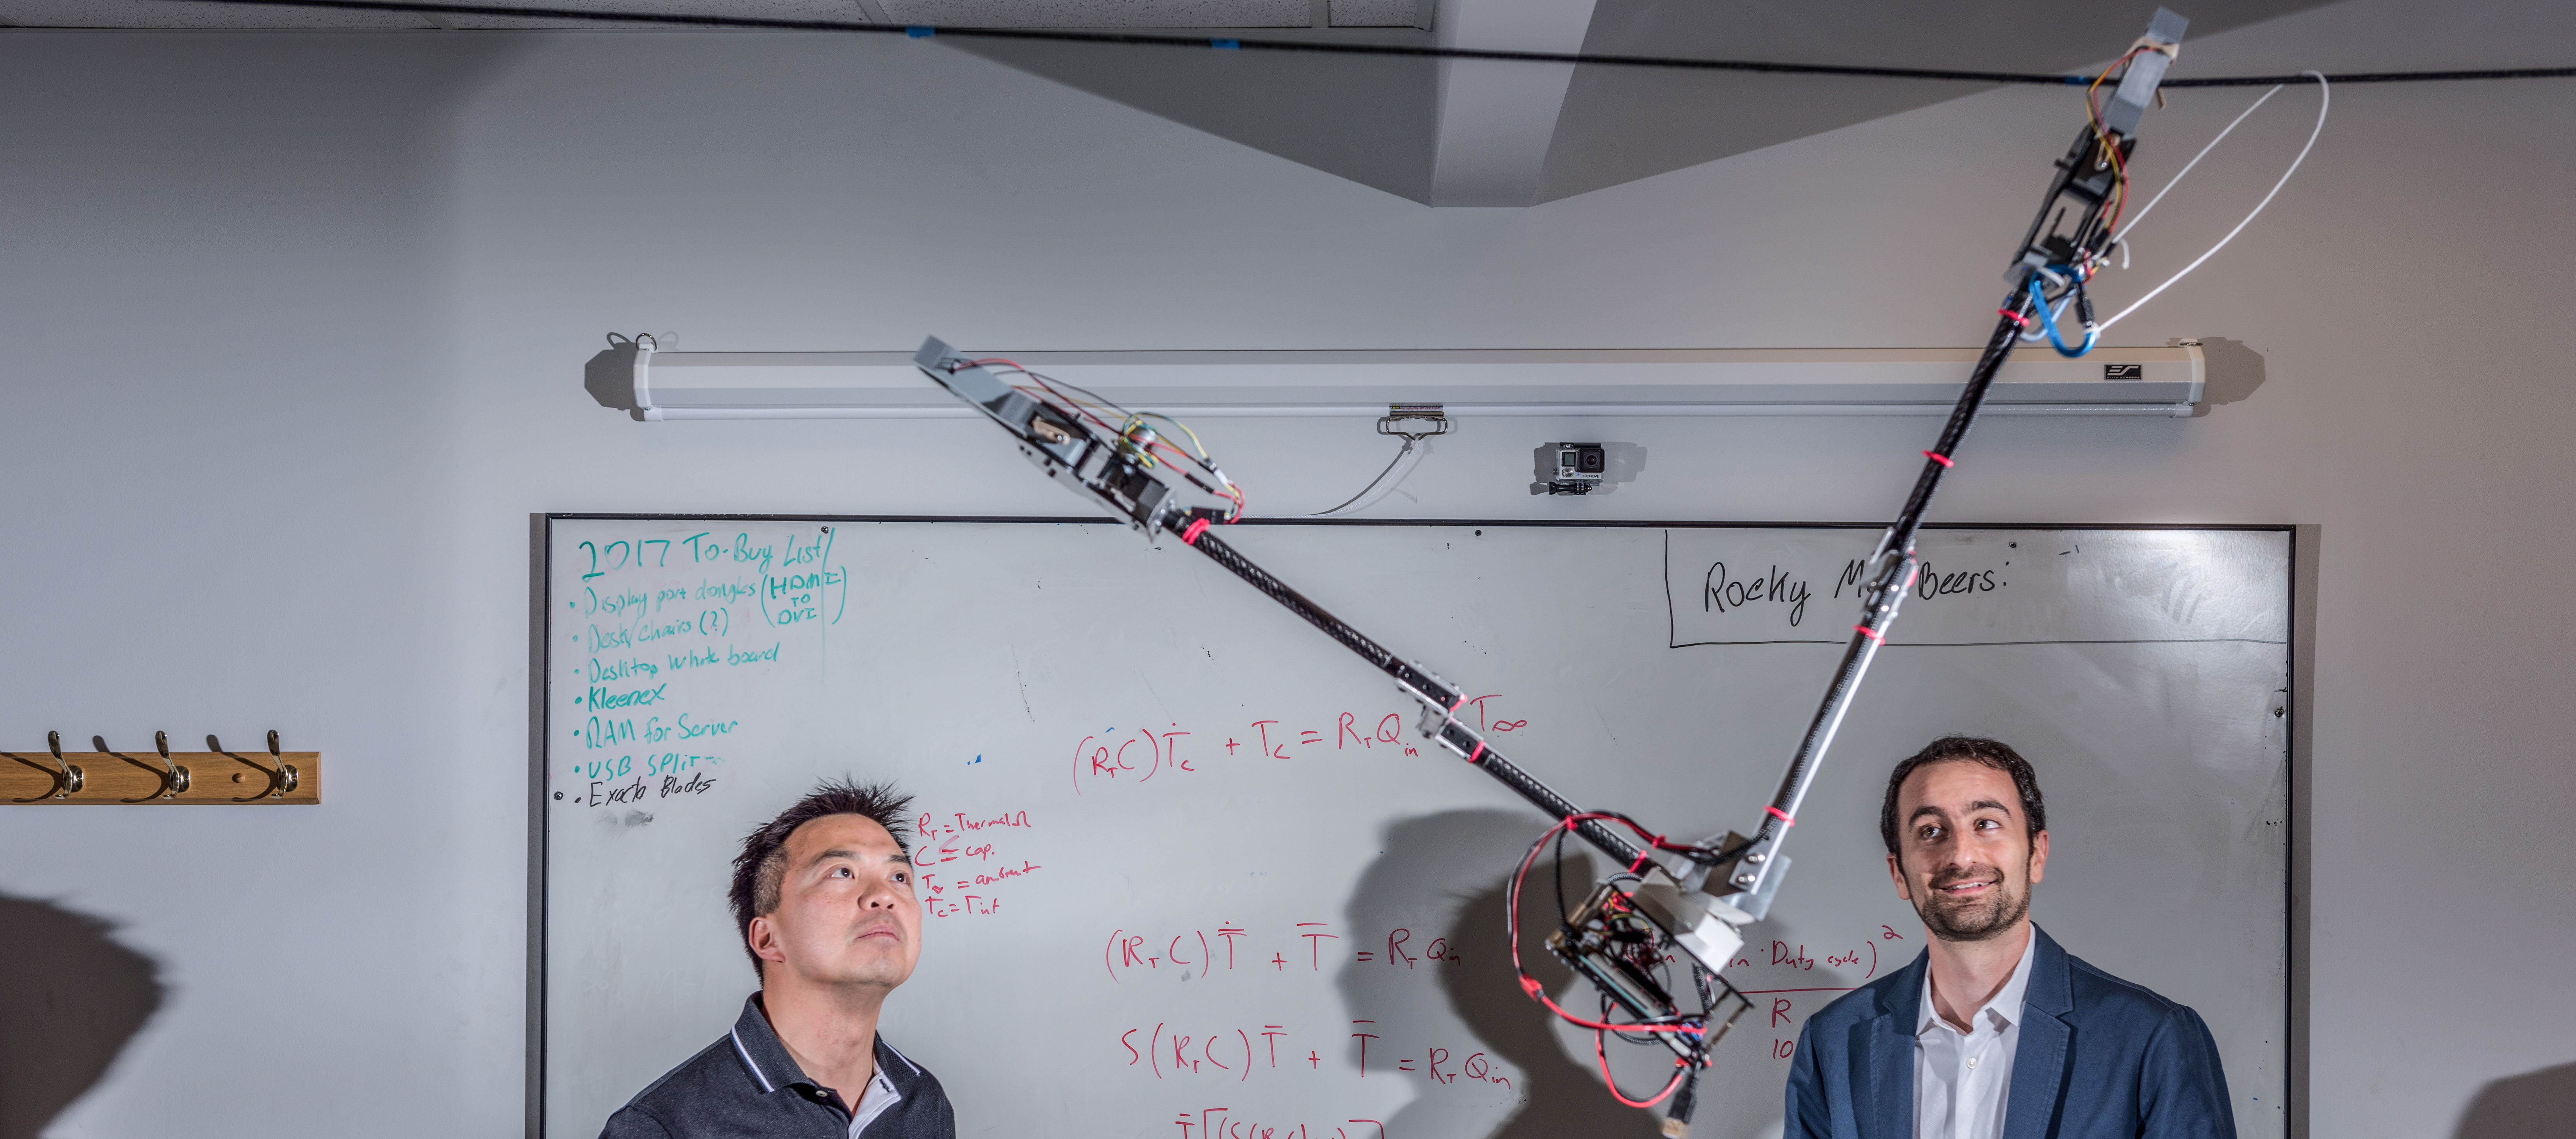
2027,274,2097,358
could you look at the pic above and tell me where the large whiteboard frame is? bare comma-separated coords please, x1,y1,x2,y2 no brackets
531,516,2297,1138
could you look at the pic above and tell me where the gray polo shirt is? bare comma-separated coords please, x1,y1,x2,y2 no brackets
599,994,955,1139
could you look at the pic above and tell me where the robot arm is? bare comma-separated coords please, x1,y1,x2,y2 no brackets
910,11,2188,1129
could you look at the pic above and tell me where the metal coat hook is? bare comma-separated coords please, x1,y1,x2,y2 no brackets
155,731,191,798
8,731,83,802
268,731,299,798
4,731,314,806
112,731,191,801
215,731,298,801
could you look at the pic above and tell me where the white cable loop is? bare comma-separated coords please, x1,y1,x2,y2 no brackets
2097,71,2329,334
2112,81,2290,251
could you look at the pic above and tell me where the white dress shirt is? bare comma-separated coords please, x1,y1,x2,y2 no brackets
1913,933,2038,1139
847,1061,901,1137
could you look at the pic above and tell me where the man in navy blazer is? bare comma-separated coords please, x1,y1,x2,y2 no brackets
1784,737,2236,1139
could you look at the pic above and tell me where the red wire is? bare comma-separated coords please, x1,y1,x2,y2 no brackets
988,363,1247,521
1594,1030,1691,1109
1133,429,1244,520
1001,374,1121,435
1504,813,1709,1038
1503,811,1706,1111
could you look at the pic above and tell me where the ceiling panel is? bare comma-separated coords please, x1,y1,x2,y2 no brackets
946,34,1438,199
0,0,1335,29
1535,0,2341,203
879,0,1307,29
0,0,877,29
1,0,2354,206
1327,0,1422,28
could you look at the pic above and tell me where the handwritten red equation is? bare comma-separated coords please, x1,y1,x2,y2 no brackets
1073,698,1531,795
1122,1021,1515,1089
1170,1109,1385,1139
1719,925,1912,1063
1104,922,1464,982
912,807,1040,918
1721,934,1885,978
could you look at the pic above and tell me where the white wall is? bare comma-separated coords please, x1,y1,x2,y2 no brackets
1,1,2569,1135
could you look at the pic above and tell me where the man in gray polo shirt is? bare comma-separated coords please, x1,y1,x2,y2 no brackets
602,779,956,1138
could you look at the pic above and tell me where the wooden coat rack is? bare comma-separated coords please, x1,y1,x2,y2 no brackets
2,731,319,805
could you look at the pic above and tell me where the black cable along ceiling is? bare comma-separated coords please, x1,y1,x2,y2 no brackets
145,0,2576,89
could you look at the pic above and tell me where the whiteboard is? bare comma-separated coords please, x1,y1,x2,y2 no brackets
541,519,2289,1139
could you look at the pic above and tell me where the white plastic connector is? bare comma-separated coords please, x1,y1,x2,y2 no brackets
1626,870,1752,974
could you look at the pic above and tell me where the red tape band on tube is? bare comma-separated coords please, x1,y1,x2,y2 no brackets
1998,308,2028,327
1182,517,1210,545
1465,741,1486,764
1765,806,1797,827
1629,850,1653,874
1922,450,1954,468
1854,623,1883,642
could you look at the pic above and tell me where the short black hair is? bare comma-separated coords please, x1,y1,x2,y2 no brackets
728,778,914,974
1879,736,2046,856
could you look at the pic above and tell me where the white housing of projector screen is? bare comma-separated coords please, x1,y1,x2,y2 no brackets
582,343,2207,419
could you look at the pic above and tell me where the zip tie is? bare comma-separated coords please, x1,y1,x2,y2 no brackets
1998,308,2028,327
1765,806,1797,827
1854,623,1884,642
1922,450,1954,468
1465,741,1486,764
1626,834,1675,874
1182,517,1210,545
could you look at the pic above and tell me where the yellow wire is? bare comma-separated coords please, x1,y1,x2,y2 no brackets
2083,50,2145,259
1125,411,1210,461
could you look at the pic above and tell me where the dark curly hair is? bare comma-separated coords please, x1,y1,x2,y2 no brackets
727,778,914,975
1878,736,2046,856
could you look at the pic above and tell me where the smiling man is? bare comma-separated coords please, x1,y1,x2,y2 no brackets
1784,738,2235,1139
602,779,955,1139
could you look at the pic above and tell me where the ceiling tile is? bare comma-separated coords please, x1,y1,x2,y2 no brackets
880,0,1308,28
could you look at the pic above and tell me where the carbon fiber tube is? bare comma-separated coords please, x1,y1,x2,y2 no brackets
1756,309,2025,843
1178,524,1649,869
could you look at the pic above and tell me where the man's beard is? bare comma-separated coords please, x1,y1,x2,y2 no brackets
1911,859,2031,943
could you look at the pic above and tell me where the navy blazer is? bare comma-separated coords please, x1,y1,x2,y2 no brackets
1784,925,2236,1139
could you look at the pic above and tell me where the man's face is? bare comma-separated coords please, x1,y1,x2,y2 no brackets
749,814,923,992
1886,759,2049,943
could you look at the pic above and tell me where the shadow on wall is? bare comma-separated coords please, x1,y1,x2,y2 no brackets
2189,337,2266,416
2451,1060,2576,1139
0,896,165,1139
1338,810,1664,1139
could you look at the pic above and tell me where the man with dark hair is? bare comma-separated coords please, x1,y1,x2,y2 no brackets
602,778,956,1138
1784,737,2235,1139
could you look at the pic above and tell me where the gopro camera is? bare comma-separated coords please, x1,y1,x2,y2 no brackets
1546,443,1607,495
